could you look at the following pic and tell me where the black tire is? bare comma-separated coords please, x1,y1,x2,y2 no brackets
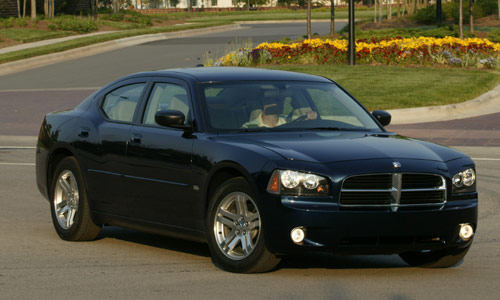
399,244,471,268
206,177,280,273
49,156,101,241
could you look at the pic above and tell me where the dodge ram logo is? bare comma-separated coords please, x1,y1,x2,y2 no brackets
393,161,402,168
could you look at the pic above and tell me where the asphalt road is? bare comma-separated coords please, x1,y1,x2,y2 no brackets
0,143,498,299
0,22,345,90
1,21,500,299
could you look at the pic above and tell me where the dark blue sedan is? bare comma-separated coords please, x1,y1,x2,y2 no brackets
36,67,477,273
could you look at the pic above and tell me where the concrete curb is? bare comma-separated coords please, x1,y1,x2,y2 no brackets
387,84,500,124
0,24,242,77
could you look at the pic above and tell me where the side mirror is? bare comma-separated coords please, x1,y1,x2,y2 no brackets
155,110,190,130
372,110,391,127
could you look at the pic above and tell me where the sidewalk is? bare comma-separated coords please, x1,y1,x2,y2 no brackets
0,30,118,55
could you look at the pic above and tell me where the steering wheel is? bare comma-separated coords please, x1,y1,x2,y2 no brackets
289,114,308,124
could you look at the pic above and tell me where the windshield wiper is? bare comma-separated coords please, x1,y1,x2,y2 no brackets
305,127,367,132
230,128,268,133
305,127,341,131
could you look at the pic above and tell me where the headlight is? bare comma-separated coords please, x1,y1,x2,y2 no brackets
267,170,330,197
452,168,476,193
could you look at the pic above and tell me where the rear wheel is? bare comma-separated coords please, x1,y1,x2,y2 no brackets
50,157,101,241
399,245,471,268
206,177,280,273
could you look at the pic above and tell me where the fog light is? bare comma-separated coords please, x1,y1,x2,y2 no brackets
459,224,474,241
291,227,306,244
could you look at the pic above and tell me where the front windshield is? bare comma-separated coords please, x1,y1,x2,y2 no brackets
201,81,380,132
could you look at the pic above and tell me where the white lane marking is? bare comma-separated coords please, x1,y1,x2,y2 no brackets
0,87,100,92
0,163,35,166
472,158,500,161
0,146,36,149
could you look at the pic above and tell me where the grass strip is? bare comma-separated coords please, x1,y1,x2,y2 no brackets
187,10,375,22
263,64,500,110
0,21,231,65
0,28,73,43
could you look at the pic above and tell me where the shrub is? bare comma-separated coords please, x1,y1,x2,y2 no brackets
51,16,99,33
412,5,445,25
16,18,27,27
488,28,500,42
474,0,498,17
413,0,497,25
0,17,15,29
124,10,153,26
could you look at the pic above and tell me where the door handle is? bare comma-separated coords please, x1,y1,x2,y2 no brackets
78,127,90,138
131,133,142,145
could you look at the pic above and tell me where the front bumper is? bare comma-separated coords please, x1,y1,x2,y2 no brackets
262,197,477,256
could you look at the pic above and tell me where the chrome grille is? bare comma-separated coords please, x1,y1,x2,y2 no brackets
340,173,446,210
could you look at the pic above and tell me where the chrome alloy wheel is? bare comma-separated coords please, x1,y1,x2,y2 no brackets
214,192,261,260
53,170,79,230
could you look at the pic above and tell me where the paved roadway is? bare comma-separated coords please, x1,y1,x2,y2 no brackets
1,21,500,299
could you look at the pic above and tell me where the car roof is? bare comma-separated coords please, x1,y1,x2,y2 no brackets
122,67,333,84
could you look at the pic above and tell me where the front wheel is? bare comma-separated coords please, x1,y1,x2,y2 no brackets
206,177,280,273
399,244,471,268
49,157,101,241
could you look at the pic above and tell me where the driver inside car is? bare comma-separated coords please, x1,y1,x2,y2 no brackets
242,96,287,128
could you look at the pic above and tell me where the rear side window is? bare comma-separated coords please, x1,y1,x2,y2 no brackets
101,83,146,122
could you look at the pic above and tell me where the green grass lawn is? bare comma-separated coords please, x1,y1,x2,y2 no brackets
0,28,72,43
186,10,376,22
263,64,500,110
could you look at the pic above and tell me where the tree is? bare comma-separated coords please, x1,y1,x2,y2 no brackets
307,0,311,39
330,0,335,37
31,0,35,20
113,0,119,14
469,0,474,34
44,0,55,18
16,0,20,18
459,0,463,39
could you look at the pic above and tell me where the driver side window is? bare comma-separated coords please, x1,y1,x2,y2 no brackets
143,83,190,126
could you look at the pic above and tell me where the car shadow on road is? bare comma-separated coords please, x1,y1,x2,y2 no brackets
98,226,412,270
99,226,211,258
279,253,408,270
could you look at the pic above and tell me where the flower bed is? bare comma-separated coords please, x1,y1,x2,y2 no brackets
211,37,500,69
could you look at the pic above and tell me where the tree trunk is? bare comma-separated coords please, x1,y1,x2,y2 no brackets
44,0,47,17
307,0,311,39
22,0,26,18
330,0,335,37
113,0,119,14
388,0,392,20
31,0,36,20
17,0,21,18
374,0,378,23
459,0,463,39
470,0,474,34
498,0,500,20
379,0,383,22
397,0,401,18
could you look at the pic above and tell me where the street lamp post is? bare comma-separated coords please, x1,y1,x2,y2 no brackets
437,0,443,27
348,0,355,65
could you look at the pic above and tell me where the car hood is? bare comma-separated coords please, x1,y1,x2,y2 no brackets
214,131,465,164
